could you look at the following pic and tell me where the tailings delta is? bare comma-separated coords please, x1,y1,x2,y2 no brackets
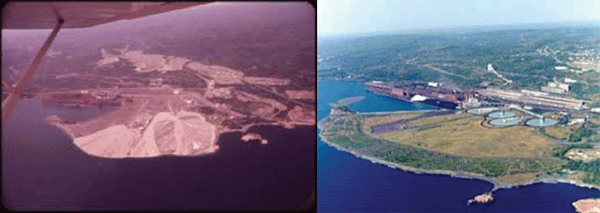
2,98,315,210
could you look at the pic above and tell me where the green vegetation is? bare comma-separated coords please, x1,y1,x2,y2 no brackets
336,96,365,106
367,113,555,158
570,83,600,100
318,27,600,101
563,160,600,185
568,126,597,142
590,102,600,108
319,27,600,188
320,106,565,180
588,121,600,129
551,144,593,159
374,145,551,177
320,103,599,186
540,126,573,140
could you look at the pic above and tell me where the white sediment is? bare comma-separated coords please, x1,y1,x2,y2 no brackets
54,110,217,158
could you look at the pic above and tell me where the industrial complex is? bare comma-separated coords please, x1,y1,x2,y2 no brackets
365,80,591,112
364,80,597,129
365,81,468,110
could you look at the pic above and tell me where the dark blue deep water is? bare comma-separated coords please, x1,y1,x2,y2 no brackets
2,98,314,210
317,79,599,212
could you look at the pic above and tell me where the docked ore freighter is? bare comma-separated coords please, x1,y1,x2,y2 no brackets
39,93,121,108
365,81,465,109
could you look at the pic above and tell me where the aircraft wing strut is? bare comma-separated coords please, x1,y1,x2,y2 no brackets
2,19,64,124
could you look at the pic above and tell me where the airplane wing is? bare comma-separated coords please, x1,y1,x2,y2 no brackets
2,2,211,29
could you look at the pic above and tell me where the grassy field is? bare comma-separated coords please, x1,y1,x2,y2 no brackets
365,113,558,158
543,126,576,140
320,104,600,185
321,109,564,178
362,112,424,126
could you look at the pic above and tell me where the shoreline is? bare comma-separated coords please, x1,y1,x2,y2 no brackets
47,113,314,158
51,115,314,142
317,126,600,193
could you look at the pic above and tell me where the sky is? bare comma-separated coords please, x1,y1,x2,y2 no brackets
318,0,600,36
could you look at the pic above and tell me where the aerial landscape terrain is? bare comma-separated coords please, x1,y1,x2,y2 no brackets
2,2,315,158
2,2,314,210
318,24,600,211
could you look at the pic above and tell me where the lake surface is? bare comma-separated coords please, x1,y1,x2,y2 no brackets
317,79,600,212
2,98,314,210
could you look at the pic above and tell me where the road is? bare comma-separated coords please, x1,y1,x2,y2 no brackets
423,64,468,79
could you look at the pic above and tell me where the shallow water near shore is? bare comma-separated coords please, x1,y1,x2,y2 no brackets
317,79,599,212
2,98,314,210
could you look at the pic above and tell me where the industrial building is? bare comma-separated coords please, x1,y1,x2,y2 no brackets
541,81,570,94
477,88,585,110
365,81,464,109
367,80,590,112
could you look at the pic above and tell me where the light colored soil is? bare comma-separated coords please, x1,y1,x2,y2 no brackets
56,108,217,158
74,125,141,158
573,199,600,213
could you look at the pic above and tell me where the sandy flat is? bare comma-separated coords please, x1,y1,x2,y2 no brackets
67,110,216,158
74,125,141,158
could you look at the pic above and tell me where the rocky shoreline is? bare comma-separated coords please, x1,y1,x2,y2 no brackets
320,130,600,191
318,123,600,204
573,198,600,213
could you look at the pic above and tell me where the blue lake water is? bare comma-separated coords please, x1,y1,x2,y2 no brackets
317,79,599,212
2,98,314,210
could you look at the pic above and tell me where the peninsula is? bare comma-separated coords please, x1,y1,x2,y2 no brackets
573,198,600,213
319,95,600,204
42,45,315,158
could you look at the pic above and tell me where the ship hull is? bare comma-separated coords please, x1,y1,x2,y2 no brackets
419,99,458,109
367,89,458,110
